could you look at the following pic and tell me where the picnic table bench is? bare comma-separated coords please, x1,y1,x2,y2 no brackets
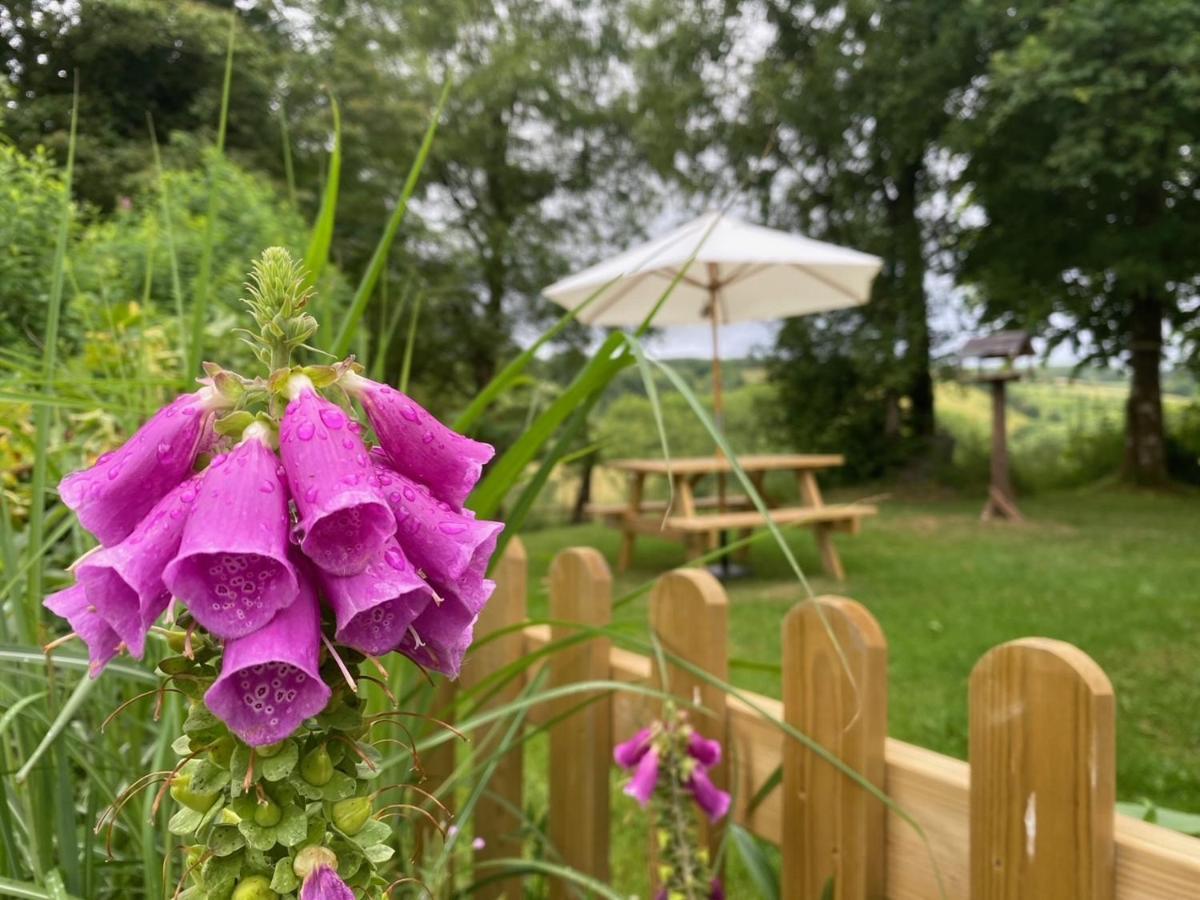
587,454,875,579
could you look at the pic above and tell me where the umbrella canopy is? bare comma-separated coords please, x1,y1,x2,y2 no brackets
543,210,882,327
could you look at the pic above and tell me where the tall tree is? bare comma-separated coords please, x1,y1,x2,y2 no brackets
960,0,1200,484
746,0,1027,457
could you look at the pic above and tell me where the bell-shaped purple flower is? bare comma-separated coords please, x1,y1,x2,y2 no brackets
393,583,488,678
373,454,503,592
299,865,355,900
688,766,731,823
204,568,329,746
43,584,121,676
624,746,660,807
319,538,434,656
342,371,494,509
280,379,394,576
687,731,722,769
614,728,654,769
74,476,201,658
58,387,223,546
163,427,297,639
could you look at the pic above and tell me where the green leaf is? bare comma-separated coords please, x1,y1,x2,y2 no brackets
363,842,395,865
274,804,310,849
270,857,300,894
260,741,299,782
182,702,222,736
207,826,245,858
200,852,242,897
729,823,779,900
347,818,390,850
189,760,231,795
289,769,356,802
168,804,205,837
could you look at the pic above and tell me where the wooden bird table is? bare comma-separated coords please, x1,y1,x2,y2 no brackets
587,455,876,580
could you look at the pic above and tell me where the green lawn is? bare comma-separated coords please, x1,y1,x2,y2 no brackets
518,487,1200,817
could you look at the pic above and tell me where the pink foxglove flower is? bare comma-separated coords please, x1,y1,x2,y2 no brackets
343,371,494,508
43,585,121,676
205,568,329,746
299,865,355,900
74,476,201,658
164,426,297,639
688,766,731,822
58,387,222,546
319,538,434,656
281,379,394,576
395,591,479,678
614,723,731,820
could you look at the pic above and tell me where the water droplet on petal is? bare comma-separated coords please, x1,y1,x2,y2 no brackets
403,486,416,502
422,432,434,444
439,521,468,536
259,480,276,494
343,438,355,450
107,467,122,481
156,441,172,460
342,474,360,486
182,406,197,417
319,408,345,430
297,422,316,441
384,547,406,571
355,453,367,467
401,405,420,423
389,491,402,504
305,486,319,503
347,421,362,434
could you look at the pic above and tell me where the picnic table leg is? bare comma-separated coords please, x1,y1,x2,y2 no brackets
734,527,753,563
814,523,845,580
618,473,645,573
797,470,824,508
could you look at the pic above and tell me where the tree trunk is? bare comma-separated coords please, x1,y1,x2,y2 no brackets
1121,289,1168,485
890,161,935,439
571,453,595,524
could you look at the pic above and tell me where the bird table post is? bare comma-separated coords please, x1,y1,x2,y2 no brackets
958,331,1033,522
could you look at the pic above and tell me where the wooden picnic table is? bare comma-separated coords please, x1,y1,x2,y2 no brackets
587,454,876,579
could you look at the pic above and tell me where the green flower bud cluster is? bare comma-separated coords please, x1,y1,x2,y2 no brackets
651,709,716,900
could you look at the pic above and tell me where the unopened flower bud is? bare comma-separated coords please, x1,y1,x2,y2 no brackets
331,796,371,835
169,771,219,813
254,796,283,828
256,740,285,759
293,845,338,880
231,874,278,900
300,744,333,786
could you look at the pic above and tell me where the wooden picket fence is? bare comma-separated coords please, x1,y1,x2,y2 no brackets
434,538,1200,899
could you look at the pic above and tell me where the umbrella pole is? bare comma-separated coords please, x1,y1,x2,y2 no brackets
707,268,733,578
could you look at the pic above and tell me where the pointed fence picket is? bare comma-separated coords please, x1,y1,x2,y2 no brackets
445,539,1200,899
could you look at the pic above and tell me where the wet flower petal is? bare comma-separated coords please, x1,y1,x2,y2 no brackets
43,584,121,677
624,746,660,807
205,568,329,746
688,766,731,823
343,372,494,509
320,538,434,656
614,728,654,770
374,454,503,586
686,732,722,769
164,431,298,639
281,383,394,576
299,865,355,900
75,476,201,657
58,388,221,546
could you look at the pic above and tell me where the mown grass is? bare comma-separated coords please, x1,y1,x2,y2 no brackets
519,486,1200,830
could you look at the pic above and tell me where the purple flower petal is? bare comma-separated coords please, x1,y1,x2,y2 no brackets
204,568,329,746
686,731,722,769
280,383,394,576
373,455,503,586
320,538,434,656
614,728,654,770
163,431,298,639
74,476,201,658
710,878,725,900
394,573,492,679
343,372,494,509
300,866,355,900
624,746,659,807
43,584,121,677
58,388,221,546
688,766,731,823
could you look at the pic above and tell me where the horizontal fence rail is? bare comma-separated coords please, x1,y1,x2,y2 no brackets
450,539,1200,899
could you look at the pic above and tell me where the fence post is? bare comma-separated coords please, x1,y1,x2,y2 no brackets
547,547,612,897
648,569,730,868
461,537,528,899
969,638,1115,900
781,596,887,900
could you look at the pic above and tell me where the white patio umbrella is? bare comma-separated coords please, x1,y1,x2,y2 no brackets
543,210,882,421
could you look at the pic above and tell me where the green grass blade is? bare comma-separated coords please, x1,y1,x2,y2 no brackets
729,823,780,900
147,113,187,376
186,11,236,377
24,75,78,634
278,101,297,208
369,286,411,382
303,95,341,289
398,291,422,394
469,859,626,900
15,674,96,784
0,876,83,900
330,82,450,358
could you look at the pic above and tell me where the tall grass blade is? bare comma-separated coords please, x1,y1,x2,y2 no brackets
278,101,297,208
25,74,78,633
398,291,422,394
330,82,450,358
147,113,187,375
0,876,83,900
303,95,341,289
15,675,96,784
186,12,237,376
